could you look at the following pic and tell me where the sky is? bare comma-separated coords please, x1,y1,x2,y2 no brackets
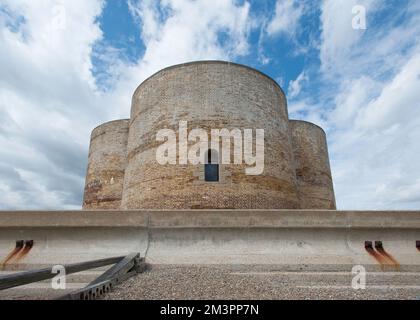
0,0,419,210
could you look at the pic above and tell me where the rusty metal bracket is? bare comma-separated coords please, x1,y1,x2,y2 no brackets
374,241,383,250
0,241,25,269
364,240,400,270
0,240,35,270
365,241,373,249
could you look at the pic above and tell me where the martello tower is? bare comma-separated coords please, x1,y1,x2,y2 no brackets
83,61,336,210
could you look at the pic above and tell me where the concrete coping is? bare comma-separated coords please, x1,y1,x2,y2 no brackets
0,210,419,229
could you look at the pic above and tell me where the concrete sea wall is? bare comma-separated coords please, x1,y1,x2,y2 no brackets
1,210,419,271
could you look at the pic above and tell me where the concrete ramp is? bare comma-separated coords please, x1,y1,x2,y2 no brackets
0,210,419,271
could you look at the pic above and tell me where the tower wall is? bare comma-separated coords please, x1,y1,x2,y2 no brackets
121,61,300,209
82,61,337,210
83,120,129,209
290,120,336,210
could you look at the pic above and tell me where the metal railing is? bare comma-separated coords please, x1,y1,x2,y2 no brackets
0,252,145,300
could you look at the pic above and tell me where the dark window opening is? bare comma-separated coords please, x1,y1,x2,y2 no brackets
205,149,219,182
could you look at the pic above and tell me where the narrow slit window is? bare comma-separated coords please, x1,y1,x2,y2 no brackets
205,149,219,182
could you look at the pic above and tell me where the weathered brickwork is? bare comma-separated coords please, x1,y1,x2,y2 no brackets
83,120,129,209
290,120,336,209
82,61,336,210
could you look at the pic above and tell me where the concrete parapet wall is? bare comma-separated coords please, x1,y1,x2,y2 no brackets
1,210,419,228
1,210,419,270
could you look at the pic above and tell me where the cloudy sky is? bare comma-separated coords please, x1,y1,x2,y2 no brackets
0,0,419,210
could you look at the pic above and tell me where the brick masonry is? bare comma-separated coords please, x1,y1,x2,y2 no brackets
83,119,129,209
82,61,336,210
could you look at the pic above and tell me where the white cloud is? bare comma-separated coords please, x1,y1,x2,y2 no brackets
0,0,105,209
329,76,381,129
287,71,308,99
318,0,420,209
266,0,303,37
356,54,420,131
126,0,251,74
0,0,253,209
329,51,420,208
320,0,420,78
320,0,377,75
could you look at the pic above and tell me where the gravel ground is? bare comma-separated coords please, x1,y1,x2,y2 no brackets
103,265,420,300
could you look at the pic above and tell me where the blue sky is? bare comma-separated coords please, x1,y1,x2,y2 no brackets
93,0,313,91
0,0,419,210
